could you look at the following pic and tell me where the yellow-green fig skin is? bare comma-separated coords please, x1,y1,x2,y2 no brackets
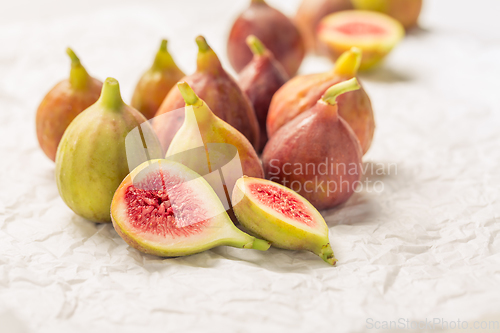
131,40,185,119
232,177,337,265
351,0,422,29
36,48,102,161
55,78,149,223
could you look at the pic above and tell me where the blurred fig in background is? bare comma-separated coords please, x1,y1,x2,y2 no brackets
153,36,260,152
317,10,404,71
36,48,102,161
131,40,185,119
295,0,353,53
238,35,289,153
268,47,374,154
351,0,423,29
227,0,305,77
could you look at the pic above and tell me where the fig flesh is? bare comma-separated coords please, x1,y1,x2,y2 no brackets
262,78,363,210
111,160,270,257
153,36,259,152
351,0,423,29
166,82,264,208
294,0,353,52
232,177,336,265
36,48,102,161
317,10,404,70
267,47,374,154
131,39,185,119
56,78,160,223
238,36,289,152
227,0,305,77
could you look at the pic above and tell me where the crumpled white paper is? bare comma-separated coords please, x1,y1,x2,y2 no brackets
1,0,500,332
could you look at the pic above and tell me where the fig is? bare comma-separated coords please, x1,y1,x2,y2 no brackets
351,0,423,29
267,47,374,154
238,35,289,152
111,159,270,257
36,48,102,161
227,0,305,77
153,36,259,151
131,39,185,119
294,0,353,52
56,78,159,223
166,82,264,207
317,10,404,70
232,176,337,265
262,78,363,210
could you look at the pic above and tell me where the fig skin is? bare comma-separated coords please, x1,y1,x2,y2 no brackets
232,176,337,265
36,48,102,161
56,78,154,223
153,36,260,152
267,48,374,154
111,159,270,257
262,78,363,210
352,0,423,29
131,39,185,120
238,36,289,153
294,0,353,52
227,0,305,77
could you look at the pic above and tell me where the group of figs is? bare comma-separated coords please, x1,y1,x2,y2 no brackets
35,0,422,265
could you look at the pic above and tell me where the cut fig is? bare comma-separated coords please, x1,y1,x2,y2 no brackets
111,159,270,257
232,177,336,265
317,10,404,70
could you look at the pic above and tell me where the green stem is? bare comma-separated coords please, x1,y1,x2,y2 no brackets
251,0,266,4
317,243,337,265
246,35,266,56
251,238,271,251
152,39,176,70
66,47,90,90
321,78,360,105
98,78,125,110
195,36,222,73
177,82,200,106
333,47,362,77
196,36,210,53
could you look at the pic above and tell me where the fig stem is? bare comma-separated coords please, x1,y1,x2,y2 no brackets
195,36,222,73
246,35,266,56
321,77,360,105
98,78,125,110
251,0,266,4
251,238,271,251
334,47,362,77
196,36,210,53
318,244,337,265
177,82,200,106
152,39,176,70
66,47,90,90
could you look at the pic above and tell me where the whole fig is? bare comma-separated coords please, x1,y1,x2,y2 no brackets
238,35,289,152
227,0,305,77
56,78,159,223
131,39,185,119
153,36,260,152
36,48,102,161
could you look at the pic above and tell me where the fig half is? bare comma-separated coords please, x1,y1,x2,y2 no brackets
232,177,336,265
111,160,270,257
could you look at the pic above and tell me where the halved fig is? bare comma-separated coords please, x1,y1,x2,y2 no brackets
111,159,270,257
317,10,404,70
232,177,337,265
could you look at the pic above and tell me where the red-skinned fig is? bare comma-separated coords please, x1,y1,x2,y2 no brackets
36,48,102,161
227,0,305,77
111,159,270,257
131,40,185,119
267,47,374,154
238,35,289,152
262,78,363,210
56,78,161,223
294,0,353,52
153,36,259,152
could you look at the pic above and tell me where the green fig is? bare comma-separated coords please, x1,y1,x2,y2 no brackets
111,159,270,257
56,78,158,223
131,40,185,119
36,48,102,161
232,176,336,265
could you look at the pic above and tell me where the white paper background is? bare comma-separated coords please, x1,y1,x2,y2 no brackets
1,0,500,332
